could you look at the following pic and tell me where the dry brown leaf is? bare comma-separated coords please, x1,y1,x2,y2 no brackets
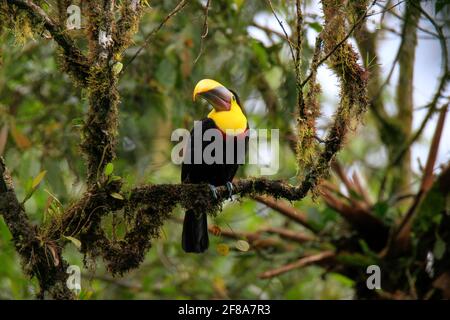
11,124,31,150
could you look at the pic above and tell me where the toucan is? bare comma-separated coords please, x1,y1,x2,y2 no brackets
181,79,249,253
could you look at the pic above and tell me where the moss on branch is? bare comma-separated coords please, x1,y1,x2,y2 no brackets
0,158,74,299
4,0,89,85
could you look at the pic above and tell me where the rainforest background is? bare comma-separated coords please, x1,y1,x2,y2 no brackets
0,0,449,299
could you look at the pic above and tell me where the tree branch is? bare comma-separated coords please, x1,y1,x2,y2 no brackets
393,104,448,252
114,0,144,56
0,158,73,299
263,226,316,244
193,0,211,64
253,195,316,232
259,251,335,279
7,0,89,84
123,0,189,72
300,0,376,88
379,2,450,196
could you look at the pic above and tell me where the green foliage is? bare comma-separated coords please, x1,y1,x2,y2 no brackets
0,0,446,300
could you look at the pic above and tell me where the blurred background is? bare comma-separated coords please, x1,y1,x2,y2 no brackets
0,0,449,299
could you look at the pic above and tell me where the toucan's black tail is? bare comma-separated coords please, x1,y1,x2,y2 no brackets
182,210,209,253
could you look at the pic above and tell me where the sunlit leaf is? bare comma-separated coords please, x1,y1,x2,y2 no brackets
104,163,114,176
110,192,124,200
32,170,47,189
308,22,323,32
78,290,94,300
235,240,250,252
64,236,82,249
112,62,123,75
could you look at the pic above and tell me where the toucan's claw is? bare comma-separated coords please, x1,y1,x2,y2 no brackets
209,184,218,200
226,182,234,199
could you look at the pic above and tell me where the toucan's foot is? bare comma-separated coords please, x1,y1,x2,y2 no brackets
226,182,234,199
209,184,218,200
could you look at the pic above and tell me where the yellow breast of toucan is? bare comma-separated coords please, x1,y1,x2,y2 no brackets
207,99,247,135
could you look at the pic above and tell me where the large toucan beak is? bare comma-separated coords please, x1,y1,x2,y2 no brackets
193,79,232,112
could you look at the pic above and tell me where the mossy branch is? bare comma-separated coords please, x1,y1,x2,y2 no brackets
81,1,120,185
114,0,144,56
37,177,312,275
0,157,73,299
296,37,322,175
294,0,371,193
6,0,89,85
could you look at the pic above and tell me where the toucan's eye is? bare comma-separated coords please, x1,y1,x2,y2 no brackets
232,95,236,101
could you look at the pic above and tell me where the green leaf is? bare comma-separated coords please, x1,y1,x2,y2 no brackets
336,253,376,267
435,0,448,14
64,236,82,249
308,22,323,33
234,0,244,10
235,240,250,252
216,243,230,256
78,290,93,300
433,235,446,260
112,62,123,75
358,240,379,261
25,178,33,194
104,163,114,176
251,40,270,70
32,170,47,189
264,67,283,91
110,192,124,200
328,272,355,287
373,201,388,218
71,118,84,127
155,59,177,89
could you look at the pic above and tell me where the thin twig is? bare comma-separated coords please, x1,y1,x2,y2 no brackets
251,21,286,39
259,251,335,279
378,2,449,198
376,1,440,38
367,0,405,18
193,0,211,64
265,0,296,63
370,5,410,106
253,195,316,232
300,0,377,88
263,227,316,243
123,0,189,72
395,104,448,241
294,0,303,80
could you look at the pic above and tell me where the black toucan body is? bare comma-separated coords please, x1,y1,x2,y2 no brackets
181,79,248,253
